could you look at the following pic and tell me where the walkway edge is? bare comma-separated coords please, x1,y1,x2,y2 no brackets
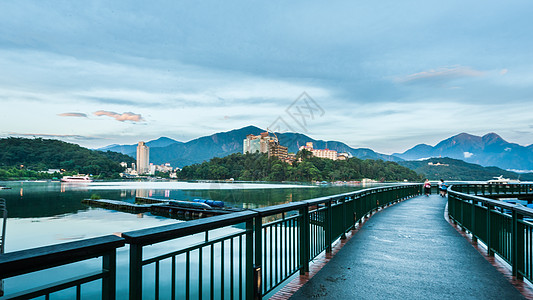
444,202,533,299
269,195,416,300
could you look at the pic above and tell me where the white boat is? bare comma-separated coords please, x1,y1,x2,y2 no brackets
61,175,93,183
487,175,520,184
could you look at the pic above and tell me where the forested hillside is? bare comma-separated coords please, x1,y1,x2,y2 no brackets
0,137,134,179
178,152,422,182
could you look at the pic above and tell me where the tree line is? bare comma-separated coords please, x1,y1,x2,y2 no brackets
0,137,134,179
178,152,422,182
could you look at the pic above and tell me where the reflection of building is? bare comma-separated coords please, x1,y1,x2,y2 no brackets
243,132,288,160
136,142,150,175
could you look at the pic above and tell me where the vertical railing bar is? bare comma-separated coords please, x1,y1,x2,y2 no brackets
221,240,225,300
239,234,243,300
230,238,234,300
171,256,176,300
155,261,160,300
210,243,214,300
199,247,203,300
76,284,81,300
186,251,190,300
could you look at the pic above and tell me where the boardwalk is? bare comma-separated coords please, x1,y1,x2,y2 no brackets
289,195,526,299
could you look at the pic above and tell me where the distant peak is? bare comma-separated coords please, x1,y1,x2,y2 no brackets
482,132,506,143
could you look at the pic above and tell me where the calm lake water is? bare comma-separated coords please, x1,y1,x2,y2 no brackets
0,180,377,251
0,180,378,298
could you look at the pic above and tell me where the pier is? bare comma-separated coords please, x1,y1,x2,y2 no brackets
1,184,533,299
82,197,242,219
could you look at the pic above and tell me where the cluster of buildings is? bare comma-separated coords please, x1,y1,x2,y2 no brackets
243,133,351,163
121,135,353,178
120,142,179,178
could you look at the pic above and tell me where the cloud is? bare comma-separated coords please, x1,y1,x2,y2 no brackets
93,110,144,122
397,66,484,84
463,151,474,158
58,112,87,118
8,132,98,140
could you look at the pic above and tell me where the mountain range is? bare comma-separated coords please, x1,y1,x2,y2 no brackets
394,133,533,171
398,157,533,181
99,127,533,171
99,126,399,167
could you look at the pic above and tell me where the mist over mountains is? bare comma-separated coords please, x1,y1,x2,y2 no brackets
100,127,533,172
394,133,533,171
99,126,399,168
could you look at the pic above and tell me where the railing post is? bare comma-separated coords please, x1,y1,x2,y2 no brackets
299,205,309,274
129,243,143,300
103,249,117,300
325,201,332,253
245,219,255,300
512,210,524,279
486,203,494,256
254,215,262,299
341,197,347,240
471,199,477,243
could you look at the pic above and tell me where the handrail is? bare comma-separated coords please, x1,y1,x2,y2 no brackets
122,210,258,246
0,235,124,300
0,184,422,300
448,183,533,283
121,183,421,299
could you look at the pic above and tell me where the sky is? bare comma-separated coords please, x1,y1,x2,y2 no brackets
1,1,532,154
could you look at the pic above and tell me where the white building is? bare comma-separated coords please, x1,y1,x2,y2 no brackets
136,141,150,175
299,142,340,160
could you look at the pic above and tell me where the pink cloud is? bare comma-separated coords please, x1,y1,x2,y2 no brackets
58,112,88,117
93,110,144,122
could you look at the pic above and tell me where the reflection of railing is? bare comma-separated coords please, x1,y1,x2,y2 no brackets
0,184,421,299
0,236,124,299
448,184,533,283
0,198,6,255
122,184,421,299
0,198,6,296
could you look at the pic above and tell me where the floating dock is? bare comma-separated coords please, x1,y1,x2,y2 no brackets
83,198,243,220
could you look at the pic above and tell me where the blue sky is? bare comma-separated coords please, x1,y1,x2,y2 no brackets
1,1,532,154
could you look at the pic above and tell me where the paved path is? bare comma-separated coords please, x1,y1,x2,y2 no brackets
290,195,525,300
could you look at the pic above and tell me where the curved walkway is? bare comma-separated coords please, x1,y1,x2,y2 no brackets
289,195,525,299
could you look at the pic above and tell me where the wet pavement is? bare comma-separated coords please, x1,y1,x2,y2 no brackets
289,195,526,300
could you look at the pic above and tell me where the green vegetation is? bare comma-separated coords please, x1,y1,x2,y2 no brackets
0,137,135,180
398,157,533,181
178,152,422,182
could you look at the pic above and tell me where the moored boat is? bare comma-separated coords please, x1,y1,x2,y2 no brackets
61,175,93,183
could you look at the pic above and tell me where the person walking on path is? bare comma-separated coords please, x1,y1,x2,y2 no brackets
438,179,448,197
424,179,431,196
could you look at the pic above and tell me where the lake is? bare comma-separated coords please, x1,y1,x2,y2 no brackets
0,180,379,298
0,180,374,252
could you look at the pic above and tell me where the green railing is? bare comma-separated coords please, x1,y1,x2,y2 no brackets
448,183,533,282
0,235,124,300
122,184,420,299
0,184,421,299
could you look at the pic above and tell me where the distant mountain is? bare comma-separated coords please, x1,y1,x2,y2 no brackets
394,133,533,171
398,157,533,181
98,137,182,156
100,125,402,167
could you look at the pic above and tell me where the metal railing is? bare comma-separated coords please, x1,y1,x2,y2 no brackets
0,235,124,300
448,183,533,282
0,184,421,299
122,184,421,299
